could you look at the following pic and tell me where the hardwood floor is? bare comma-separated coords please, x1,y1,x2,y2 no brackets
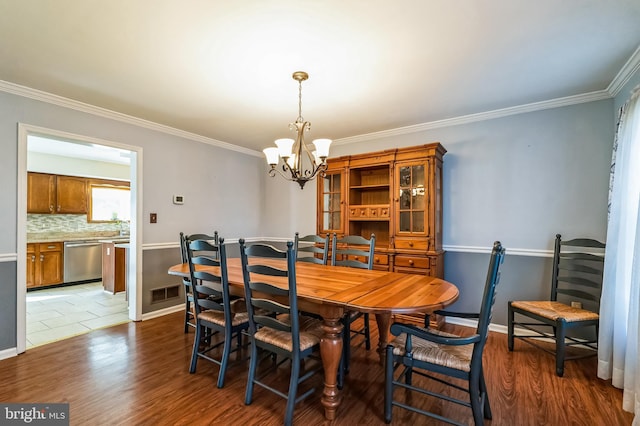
0,312,632,425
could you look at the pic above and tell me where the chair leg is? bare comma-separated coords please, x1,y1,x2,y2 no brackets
189,321,201,373
384,345,394,424
343,316,352,375
480,368,492,420
469,371,484,426
284,356,300,426
245,341,259,405
184,299,191,333
363,313,371,350
507,303,514,351
556,321,567,377
404,366,412,386
217,328,233,389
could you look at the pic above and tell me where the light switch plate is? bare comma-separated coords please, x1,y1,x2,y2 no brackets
173,195,184,205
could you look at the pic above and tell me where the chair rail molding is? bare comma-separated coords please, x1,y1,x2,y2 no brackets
0,253,17,262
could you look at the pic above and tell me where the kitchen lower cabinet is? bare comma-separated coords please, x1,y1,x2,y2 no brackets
27,242,64,288
102,242,127,294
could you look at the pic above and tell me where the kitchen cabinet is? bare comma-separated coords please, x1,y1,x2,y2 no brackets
317,143,446,326
27,242,64,288
27,173,55,214
27,172,87,214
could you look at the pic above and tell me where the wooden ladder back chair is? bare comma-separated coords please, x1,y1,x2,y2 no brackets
179,231,218,333
331,232,376,389
384,241,506,426
187,236,248,389
294,232,330,265
508,234,605,376
239,239,323,426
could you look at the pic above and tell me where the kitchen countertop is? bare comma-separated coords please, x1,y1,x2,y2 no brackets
27,232,130,244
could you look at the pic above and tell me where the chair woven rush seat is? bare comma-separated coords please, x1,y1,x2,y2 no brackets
254,314,323,352
390,327,473,372
509,301,599,323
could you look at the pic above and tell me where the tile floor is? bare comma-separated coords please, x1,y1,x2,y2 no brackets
26,282,129,348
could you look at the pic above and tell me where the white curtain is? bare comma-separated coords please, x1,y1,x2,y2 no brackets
598,85,640,424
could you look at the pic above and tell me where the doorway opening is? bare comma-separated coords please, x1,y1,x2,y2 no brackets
17,124,143,352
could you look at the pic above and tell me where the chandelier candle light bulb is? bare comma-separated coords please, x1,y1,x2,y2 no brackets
263,71,332,189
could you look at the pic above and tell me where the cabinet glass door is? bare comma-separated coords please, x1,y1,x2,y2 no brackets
321,171,342,232
398,163,426,233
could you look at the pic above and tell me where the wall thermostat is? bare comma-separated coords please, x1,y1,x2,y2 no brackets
173,195,184,205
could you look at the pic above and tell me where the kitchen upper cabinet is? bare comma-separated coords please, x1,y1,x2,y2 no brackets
27,172,87,214
56,175,87,213
27,242,64,288
27,172,56,213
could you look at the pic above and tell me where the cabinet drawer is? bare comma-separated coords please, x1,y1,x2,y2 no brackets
395,239,429,250
369,206,390,218
349,206,368,218
373,253,389,265
395,255,429,269
38,242,62,252
349,205,390,219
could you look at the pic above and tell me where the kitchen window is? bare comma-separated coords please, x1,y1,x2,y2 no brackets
88,184,130,222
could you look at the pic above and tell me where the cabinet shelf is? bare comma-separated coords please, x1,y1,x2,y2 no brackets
349,184,390,190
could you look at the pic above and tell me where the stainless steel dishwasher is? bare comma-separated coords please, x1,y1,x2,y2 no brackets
63,241,103,283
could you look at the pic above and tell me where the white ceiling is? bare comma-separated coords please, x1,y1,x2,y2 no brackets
1,1,639,154
27,135,132,165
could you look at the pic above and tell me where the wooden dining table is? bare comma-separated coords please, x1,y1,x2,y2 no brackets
168,257,459,421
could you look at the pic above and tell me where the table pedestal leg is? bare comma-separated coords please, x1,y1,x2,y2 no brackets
319,307,343,420
375,313,391,365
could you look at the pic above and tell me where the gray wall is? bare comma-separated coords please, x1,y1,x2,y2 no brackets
329,100,613,250
0,89,264,351
310,99,615,327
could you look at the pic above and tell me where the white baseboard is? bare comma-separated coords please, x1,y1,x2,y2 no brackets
0,347,18,360
445,316,543,337
141,304,184,321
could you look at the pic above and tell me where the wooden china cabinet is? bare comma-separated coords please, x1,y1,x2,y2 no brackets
316,142,446,325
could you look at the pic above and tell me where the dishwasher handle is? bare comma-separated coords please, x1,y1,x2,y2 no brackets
64,242,103,248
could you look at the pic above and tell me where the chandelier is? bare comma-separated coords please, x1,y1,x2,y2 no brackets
263,71,332,189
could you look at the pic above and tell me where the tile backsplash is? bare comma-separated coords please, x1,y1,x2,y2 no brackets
27,214,130,234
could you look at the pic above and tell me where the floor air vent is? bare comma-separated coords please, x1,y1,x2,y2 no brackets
151,285,181,304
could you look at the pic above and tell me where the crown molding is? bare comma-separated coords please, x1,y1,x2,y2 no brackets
332,90,611,146
0,80,262,158
4,43,636,153
607,45,640,97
